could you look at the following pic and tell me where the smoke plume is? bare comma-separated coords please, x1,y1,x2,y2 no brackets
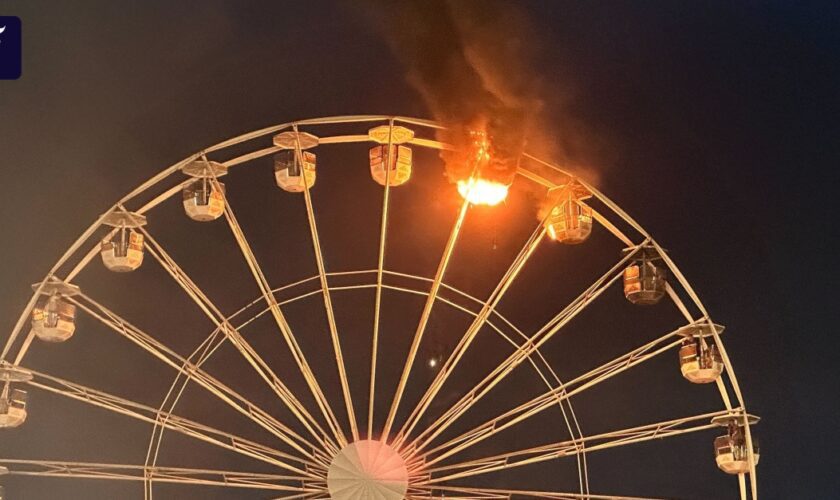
370,0,544,186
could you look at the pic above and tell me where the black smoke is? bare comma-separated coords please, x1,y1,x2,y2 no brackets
369,0,543,185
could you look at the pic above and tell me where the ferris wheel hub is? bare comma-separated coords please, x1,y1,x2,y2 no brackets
326,440,408,500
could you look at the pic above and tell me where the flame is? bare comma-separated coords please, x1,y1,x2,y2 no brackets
457,178,509,206
452,127,511,206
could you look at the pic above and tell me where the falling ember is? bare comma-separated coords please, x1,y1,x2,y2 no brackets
457,178,509,206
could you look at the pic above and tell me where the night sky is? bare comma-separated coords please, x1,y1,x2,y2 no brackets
1,1,838,499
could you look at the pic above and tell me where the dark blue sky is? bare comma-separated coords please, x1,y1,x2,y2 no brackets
1,1,838,498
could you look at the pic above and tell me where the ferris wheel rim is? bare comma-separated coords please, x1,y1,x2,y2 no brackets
142,267,590,497
0,114,758,499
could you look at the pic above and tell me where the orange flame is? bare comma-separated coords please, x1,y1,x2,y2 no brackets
452,128,510,206
457,178,510,206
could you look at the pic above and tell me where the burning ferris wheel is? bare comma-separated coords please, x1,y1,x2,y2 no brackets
0,115,759,499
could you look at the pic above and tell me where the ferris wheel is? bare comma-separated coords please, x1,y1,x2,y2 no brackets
0,115,759,499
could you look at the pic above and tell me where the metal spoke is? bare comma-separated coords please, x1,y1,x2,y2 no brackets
294,124,358,443
394,221,546,449
417,327,684,467
405,246,644,458
382,195,472,442
420,485,662,500
377,270,589,493
265,495,326,500
65,293,331,464
421,409,734,484
138,226,336,454
369,119,396,439
143,272,377,489
212,172,347,448
19,367,323,477
0,459,320,494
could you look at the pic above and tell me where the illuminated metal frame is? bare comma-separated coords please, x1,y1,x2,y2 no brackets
0,115,758,499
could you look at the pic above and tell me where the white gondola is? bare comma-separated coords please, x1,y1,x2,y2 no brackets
712,414,760,474
274,151,316,193
0,388,28,429
32,296,76,343
622,245,667,305
273,131,318,193
181,160,227,221
370,145,413,187
100,211,146,272
677,323,725,383
30,280,80,343
274,150,316,193
368,125,414,186
544,181,593,244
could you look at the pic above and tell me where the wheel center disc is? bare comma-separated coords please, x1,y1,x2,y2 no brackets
327,440,408,499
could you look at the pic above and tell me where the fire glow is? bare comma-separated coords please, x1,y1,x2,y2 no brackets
457,178,510,206
453,128,511,206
